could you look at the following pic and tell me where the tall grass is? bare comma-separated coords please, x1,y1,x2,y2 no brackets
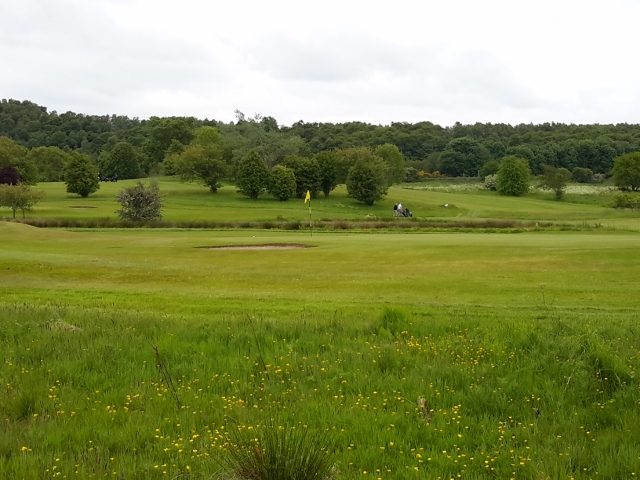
1,225,640,478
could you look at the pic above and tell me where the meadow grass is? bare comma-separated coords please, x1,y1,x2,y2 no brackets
1,222,640,479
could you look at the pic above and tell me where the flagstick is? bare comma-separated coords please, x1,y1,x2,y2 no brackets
308,198,313,237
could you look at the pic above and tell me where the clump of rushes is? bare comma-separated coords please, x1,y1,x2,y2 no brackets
217,420,339,480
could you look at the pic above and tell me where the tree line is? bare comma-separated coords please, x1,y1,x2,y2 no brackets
3,98,640,207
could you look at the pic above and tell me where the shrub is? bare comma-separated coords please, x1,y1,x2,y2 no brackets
612,192,640,210
484,174,497,191
115,180,163,221
496,156,530,196
404,166,419,183
572,167,593,184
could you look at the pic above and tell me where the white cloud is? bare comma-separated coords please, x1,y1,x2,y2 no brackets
1,0,639,126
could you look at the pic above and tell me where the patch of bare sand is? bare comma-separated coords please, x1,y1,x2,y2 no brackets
197,244,311,250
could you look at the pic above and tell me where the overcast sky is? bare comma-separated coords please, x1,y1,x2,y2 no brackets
2,0,638,127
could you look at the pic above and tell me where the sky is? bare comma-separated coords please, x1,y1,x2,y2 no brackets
2,0,639,127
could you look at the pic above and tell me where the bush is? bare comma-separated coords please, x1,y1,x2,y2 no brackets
572,167,593,183
496,156,530,196
115,181,163,221
405,166,419,183
484,174,497,191
612,192,640,210
268,165,296,201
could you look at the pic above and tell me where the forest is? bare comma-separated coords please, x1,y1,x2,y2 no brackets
2,98,640,182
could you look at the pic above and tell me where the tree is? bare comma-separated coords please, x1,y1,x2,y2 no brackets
0,165,22,185
496,156,530,196
99,142,141,179
283,156,321,199
64,152,100,197
404,167,419,183
27,146,71,182
0,183,45,218
0,136,38,184
612,153,640,191
173,127,230,193
268,165,296,201
439,137,489,177
221,113,308,167
346,154,388,205
374,143,405,185
116,180,163,221
572,167,593,183
315,151,340,197
143,116,196,172
539,165,572,200
479,160,500,178
235,150,270,199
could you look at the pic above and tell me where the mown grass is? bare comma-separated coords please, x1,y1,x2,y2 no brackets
1,223,640,478
10,177,640,231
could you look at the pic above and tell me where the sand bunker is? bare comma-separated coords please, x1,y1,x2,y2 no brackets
198,243,311,250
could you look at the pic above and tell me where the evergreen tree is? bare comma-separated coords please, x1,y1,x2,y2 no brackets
64,152,100,198
235,150,269,199
268,165,296,201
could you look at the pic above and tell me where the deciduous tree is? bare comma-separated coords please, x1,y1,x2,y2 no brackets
496,156,530,196
99,142,141,179
346,154,388,205
173,127,230,193
374,143,405,185
612,152,640,191
0,183,45,218
539,165,572,200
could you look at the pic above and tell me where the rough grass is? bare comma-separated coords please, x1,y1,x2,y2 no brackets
1,223,640,478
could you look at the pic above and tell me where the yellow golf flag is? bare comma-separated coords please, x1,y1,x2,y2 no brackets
304,190,311,203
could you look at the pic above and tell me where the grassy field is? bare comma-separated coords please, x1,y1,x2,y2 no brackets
1,182,640,479
12,177,640,230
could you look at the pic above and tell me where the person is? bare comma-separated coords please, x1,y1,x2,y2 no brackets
397,202,403,213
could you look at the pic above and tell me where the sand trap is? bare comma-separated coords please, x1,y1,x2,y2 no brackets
197,243,311,250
